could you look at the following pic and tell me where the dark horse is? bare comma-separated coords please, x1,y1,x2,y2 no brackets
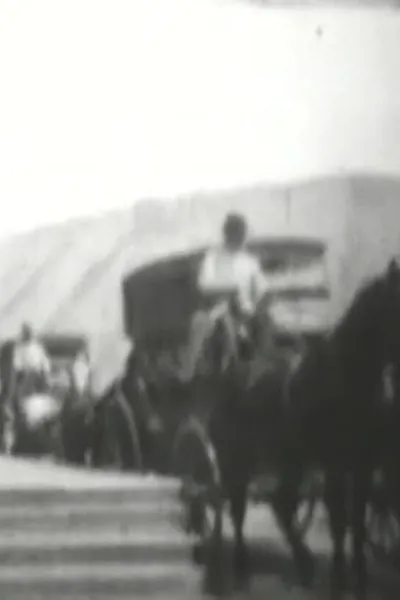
198,259,400,599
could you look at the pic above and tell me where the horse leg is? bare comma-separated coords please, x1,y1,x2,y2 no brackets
324,468,348,599
350,467,370,600
226,479,250,588
202,484,226,597
272,462,315,588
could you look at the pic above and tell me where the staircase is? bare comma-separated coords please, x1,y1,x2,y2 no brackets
0,457,202,599
1,457,398,600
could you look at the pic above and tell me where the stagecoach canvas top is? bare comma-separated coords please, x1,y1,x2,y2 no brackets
123,235,330,349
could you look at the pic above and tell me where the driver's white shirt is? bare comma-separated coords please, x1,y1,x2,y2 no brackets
198,247,270,314
13,340,51,374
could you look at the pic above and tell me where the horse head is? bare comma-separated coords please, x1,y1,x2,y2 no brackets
380,257,400,363
378,258,400,405
333,258,400,376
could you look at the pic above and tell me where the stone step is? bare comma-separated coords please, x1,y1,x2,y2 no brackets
0,459,202,598
2,541,395,600
0,458,179,505
0,528,191,565
0,562,202,596
0,499,179,531
0,594,205,600
0,481,179,507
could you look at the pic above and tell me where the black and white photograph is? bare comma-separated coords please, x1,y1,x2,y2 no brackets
1,0,400,598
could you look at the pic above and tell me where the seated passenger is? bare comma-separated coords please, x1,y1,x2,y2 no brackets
180,213,273,381
13,323,51,390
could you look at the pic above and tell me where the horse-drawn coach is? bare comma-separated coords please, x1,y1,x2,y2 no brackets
107,235,330,474
96,236,327,581
106,231,400,596
89,235,331,470
0,334,92,462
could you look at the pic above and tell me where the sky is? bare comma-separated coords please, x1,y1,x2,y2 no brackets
1,0,400,239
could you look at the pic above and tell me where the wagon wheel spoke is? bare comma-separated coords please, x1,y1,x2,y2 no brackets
99,407,123,469
92,388,143,473
171,420,223,551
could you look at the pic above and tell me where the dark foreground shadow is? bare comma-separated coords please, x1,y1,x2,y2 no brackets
201,539,400,599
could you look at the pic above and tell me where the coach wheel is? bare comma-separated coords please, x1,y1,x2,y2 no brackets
61,402,90,465
92,387,143,472
171,418,227,594
44,417,65,461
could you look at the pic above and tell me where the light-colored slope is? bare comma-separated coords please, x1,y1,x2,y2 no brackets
0,227,76,322
0,210,133,340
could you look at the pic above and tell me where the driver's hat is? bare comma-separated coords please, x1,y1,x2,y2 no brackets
21,322,33,337
223,212,248,239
